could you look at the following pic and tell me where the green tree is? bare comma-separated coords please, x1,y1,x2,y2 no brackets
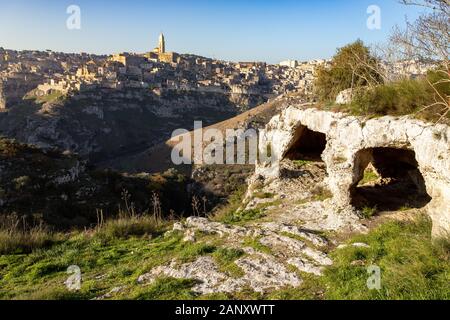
314,40,384,102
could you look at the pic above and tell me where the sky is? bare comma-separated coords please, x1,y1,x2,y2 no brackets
0,0,425,63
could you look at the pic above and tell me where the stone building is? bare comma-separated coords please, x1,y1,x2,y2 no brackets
151,33,166,54
148,33,180,64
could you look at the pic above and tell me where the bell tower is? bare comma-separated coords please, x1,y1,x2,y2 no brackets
158,33,166,54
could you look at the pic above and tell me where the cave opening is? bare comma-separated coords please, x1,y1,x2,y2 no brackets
284,126,327,162
351,147,431,213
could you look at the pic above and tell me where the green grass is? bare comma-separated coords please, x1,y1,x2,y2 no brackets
96,215,166,240
317,65,450,123
320,214,450,300
253,192,275,199
212,248,245,278
133,277,198,300
0,212,166,255
0,213,447,300
242,236,272,255
292,160,312,168
360,206,378,219
211,186,247,223
266,274,324,300
221,209,266,225
398,205,412,212
359,169,379,185
0,227,62,255
0,228,216,300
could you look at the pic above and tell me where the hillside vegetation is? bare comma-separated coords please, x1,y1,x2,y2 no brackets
0,211,448,300
0,137,192,231
314,40,450,123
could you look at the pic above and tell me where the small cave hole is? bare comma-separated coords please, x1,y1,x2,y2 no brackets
280,125,328,179
284,126,327,162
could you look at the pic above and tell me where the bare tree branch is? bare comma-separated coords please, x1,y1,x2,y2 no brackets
392,0,450,122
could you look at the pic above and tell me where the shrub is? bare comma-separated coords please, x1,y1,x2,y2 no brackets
211,186,247,223
350,78,431,116
315,40,383,101
348,69,450,121
13,176,32,190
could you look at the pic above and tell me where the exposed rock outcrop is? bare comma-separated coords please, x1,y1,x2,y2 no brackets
255,106,450,237
140,216,332,294
335,88,353,105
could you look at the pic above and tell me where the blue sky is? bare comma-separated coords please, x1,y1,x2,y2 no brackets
0,0,424,63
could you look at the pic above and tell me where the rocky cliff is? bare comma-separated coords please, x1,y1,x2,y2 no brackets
0,89,245,164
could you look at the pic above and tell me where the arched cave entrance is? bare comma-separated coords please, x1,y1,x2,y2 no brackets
351,147,431,213
284,126,327,162
280,125,328,180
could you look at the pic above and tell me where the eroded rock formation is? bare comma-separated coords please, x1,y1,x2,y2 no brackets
255,105,450,237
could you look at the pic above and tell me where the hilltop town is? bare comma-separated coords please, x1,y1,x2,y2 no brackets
0,33,435,113
0,34,329,111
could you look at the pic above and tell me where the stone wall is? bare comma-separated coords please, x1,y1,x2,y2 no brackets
255,105,450,237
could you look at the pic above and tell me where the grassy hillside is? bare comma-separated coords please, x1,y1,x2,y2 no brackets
0,213,448,300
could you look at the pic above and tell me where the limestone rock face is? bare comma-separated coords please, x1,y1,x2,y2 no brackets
335,88,353,105
255,105,450,237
